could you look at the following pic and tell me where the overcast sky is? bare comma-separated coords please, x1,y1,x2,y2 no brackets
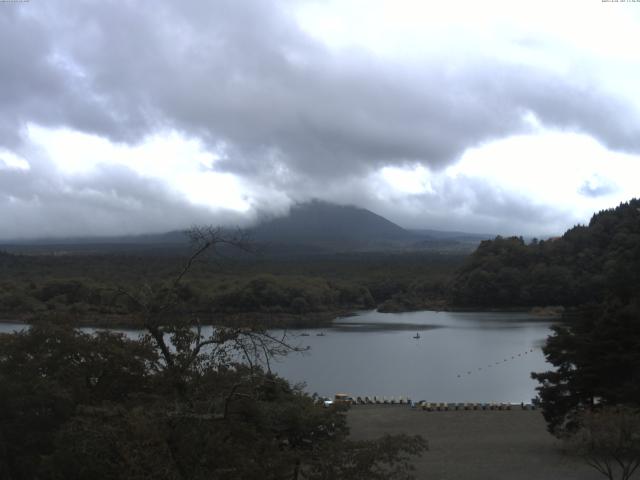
1,0,639,239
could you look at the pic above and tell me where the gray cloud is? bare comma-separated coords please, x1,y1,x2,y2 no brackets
578,175,618,198
0,152,245,240
0,0,638,238
4,1,640,172
287,173,579,236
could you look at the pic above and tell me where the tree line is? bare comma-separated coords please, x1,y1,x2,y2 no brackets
450,199,640,308
0,250,459,325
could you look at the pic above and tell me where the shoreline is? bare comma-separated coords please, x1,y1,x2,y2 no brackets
0,304,564,329
0,310,350,329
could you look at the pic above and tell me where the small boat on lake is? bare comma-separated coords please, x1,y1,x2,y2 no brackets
316,332,325,336
300,333,310,337
413,332,420,339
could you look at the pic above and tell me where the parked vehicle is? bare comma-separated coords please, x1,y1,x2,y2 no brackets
321,397,334,407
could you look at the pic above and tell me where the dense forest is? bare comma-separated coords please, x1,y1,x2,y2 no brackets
450,199,640,308
0,250,460,327
509,199,640,441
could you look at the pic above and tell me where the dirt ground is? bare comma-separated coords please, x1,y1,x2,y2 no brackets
348,405,603,480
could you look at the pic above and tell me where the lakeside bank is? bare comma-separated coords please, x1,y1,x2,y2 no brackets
0,310,348,329
0,303,563,330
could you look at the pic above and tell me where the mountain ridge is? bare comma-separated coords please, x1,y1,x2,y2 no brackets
1,201,487,254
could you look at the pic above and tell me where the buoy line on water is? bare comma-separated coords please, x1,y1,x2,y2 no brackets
456,347,536,378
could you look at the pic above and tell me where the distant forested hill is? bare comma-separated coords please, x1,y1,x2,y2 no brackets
450,198,640,307
250,200,417,246
1,200,484,255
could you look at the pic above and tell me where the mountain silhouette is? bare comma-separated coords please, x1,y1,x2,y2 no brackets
1,201,485,254
250,201,416,246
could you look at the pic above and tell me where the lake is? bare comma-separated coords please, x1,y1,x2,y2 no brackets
0,310,557,403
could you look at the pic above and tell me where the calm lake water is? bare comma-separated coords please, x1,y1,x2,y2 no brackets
0,310,557,403
270,310,556,403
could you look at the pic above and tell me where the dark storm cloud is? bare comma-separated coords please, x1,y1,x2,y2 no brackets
1,0,638,237
3,1,639,176
0,6,122,149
